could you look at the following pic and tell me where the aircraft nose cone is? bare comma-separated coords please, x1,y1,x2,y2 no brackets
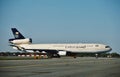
109,48,112,51
109,47,112,51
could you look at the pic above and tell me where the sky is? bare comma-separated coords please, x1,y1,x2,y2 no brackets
0,0,120,53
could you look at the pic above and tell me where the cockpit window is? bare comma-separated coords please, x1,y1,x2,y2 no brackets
105,46,110,48
95,45,99,47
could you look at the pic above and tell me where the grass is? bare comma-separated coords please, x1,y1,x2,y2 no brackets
0,56,37,60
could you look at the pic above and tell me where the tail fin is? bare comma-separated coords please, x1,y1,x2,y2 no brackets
9,28,32,45
11,28,25,39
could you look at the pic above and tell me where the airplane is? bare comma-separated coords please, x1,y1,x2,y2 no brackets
9,28,112,58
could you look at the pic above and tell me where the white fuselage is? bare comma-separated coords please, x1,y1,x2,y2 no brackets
17,43,111,53
9,28,112,57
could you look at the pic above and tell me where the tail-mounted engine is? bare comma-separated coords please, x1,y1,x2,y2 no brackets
9,38,32,45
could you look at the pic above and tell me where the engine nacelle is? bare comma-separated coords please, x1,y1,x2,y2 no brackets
12,47,18,50
9,38,32,45
58,51,67,56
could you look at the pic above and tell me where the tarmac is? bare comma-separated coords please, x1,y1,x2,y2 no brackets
0,57,120,77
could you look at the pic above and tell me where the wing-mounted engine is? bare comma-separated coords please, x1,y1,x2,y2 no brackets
58,51,67,56
9,38,32,45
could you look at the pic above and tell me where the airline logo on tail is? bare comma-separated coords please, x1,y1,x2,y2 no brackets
9,28,32,45
15,32,19,38
11,28,25,39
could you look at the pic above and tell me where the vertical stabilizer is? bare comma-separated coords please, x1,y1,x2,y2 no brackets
11,28,25,39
